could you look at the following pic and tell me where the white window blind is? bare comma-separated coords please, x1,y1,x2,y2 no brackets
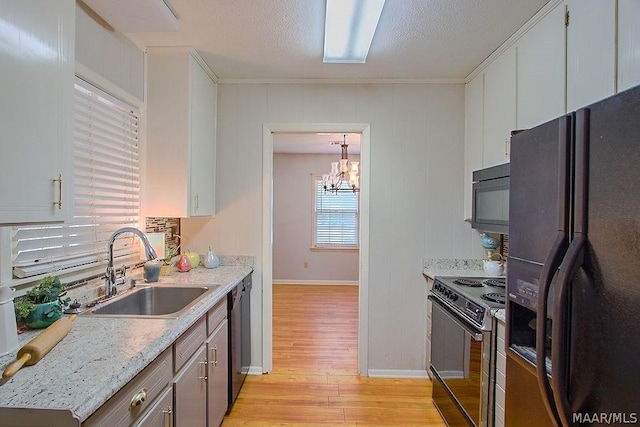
11,79,142,280
313,177,359,248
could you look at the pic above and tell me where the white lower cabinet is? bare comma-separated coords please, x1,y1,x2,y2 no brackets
83,299,229,427
83,349,173,427
173,346,208,426
207,320,229,426
134,387,173,427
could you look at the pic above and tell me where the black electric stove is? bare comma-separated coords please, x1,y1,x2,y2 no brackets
431,276,506,331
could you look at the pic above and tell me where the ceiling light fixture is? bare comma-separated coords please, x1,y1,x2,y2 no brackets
323,135,360,193
323,0,386,63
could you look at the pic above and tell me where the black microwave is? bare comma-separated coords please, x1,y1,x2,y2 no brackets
471,163,509,234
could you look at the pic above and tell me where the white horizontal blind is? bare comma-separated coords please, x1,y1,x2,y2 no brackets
313,177,359,248
11,79,141,279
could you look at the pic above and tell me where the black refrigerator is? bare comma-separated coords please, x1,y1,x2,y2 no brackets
506,84,640,427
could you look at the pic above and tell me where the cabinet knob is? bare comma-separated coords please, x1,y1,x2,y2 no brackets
129,388,147,410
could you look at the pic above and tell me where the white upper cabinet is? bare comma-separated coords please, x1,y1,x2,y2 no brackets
146,49,217,217
516,3,566,130
565,0,616,111
618,0,640,92
463,74,484,220
0,0,74,224
482,46,516,168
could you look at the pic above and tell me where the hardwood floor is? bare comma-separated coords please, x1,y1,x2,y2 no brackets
222,285,447,426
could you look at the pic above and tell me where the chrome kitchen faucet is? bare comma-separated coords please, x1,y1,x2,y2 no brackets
105,227,158,298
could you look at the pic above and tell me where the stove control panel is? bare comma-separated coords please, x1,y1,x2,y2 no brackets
432,281,485,325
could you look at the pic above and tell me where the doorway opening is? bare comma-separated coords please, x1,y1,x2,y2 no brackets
261,123,371,375
272,132,360,374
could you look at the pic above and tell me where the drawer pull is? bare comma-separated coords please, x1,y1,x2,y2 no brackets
129,388,147,410
162,406,173,427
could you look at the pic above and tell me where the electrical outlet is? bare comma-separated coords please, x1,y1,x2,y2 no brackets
303,262,308,269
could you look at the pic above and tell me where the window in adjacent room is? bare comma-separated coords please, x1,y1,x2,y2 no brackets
312,176,359,249
10,77,142,286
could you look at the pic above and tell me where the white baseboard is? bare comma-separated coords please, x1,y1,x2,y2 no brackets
248,366,264,375
367,369,429,379
273,279,359,286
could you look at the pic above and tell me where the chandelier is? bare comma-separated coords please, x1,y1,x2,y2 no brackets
322,134,360,193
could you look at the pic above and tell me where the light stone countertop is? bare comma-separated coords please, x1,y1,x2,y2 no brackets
422,258,504,280
494,309,506,323
0,264,253,423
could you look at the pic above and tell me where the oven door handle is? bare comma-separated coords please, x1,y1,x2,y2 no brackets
428,295,483,341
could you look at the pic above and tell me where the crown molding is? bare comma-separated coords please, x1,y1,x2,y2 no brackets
216,77,465,85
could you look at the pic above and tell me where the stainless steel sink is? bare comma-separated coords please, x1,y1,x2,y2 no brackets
86,286,212,318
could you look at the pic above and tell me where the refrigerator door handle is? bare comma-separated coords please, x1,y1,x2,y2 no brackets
551,236,585,427
535,113,573,426
536,231,567,426
551,108,590,427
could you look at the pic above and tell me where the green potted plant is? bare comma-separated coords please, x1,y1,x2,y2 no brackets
161,244,179,276
14,276,71,329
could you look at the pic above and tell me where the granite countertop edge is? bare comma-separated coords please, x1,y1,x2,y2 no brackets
0,264,253,422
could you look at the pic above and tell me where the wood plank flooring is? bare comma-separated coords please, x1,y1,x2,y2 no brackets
222,285,446,426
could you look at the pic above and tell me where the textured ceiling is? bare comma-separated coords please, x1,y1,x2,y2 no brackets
127,0,549,81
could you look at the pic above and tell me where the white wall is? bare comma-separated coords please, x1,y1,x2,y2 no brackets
273,153,359,283
182,82,477,372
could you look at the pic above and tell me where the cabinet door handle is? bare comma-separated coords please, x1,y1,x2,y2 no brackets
129,388,147,410
211,344,218,366
198,360,207,380
162,406,173,427
53,174,63,209
194,193,199,210
505,138,510,157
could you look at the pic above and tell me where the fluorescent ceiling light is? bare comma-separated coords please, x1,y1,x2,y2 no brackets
323,0,386,63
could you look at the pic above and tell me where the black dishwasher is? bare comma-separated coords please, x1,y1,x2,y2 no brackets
228,274,252,407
